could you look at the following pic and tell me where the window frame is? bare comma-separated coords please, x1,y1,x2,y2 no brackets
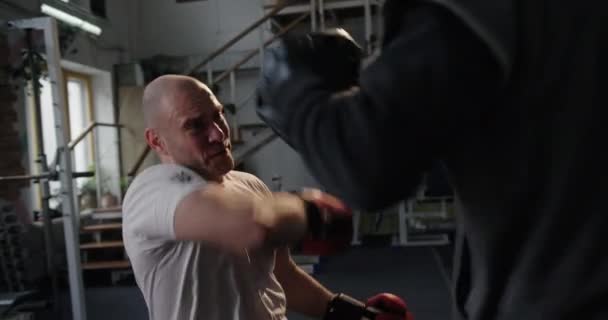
26,69,95,212
64,70,95,164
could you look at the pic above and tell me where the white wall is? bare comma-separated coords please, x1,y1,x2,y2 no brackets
246,139,321,192
135,0,265,59
91,71,122,201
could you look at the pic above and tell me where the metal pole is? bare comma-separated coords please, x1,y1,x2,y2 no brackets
258,0,266,72
0,171,93,182
229,71,236,103
398,201,409,246
127,146,151,178
364,0,373,54
228,71,238,140
26,28,59,315
43,17,87,320
310,0,317,32
68,122,122,151
206,63,213,87
351,211,361,245
93,127,102,210
115,125,123,204
376,0,384,51
319,0,325,30
259,26,265,73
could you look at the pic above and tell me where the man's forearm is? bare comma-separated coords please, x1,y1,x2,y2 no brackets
256,193,308,246
174,186,308,252
275,258,333,317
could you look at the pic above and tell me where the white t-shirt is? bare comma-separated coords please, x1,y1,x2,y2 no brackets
122,164,287,320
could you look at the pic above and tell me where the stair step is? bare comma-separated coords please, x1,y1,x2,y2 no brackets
80,240,124,250
82,260,131,270
81,207,122,220
90,206,122,213
81,223,122,232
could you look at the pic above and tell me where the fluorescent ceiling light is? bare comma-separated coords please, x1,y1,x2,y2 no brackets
41,4,102,36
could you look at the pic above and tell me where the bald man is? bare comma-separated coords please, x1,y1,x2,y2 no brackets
122,75,411,320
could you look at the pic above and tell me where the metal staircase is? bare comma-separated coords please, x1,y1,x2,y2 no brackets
128,0,385,177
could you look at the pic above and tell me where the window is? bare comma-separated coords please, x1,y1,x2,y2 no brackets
29,71,94,209
66,73,94,178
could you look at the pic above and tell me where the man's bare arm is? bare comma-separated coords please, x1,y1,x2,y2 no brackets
274,247,334,317
173,184,308,252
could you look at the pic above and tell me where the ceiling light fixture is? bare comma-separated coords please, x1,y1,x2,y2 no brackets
41,4,102,36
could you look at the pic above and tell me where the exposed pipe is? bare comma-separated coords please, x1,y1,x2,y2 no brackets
0,171,94,182
67,122,123,150
26,27,59,315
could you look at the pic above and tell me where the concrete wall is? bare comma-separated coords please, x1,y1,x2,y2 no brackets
135,0,266,59
118,86,159,177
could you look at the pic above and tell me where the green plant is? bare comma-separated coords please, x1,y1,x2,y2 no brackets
80,164,98,195
11,23,78,88
120,176,130,193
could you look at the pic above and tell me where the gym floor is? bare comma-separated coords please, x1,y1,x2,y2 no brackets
50,246,454,320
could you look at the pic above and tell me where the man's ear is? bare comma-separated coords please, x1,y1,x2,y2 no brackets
145,128,169,156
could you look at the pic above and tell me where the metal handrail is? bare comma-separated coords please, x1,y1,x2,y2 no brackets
186,0,294,76
68,122,123,150
127,146,151,177
0,171,94,182
214,12,309,84
129,2,305,177
0,121,118,182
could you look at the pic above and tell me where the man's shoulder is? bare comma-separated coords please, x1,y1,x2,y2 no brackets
226,171,271,195
133,164,203,185
124,164,205,206
227,170,262,183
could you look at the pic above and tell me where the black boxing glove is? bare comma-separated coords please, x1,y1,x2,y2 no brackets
281,28,363,90
256,29,363,148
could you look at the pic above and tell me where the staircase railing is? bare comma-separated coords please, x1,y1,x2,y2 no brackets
214,12,308,84
185,0,295,76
